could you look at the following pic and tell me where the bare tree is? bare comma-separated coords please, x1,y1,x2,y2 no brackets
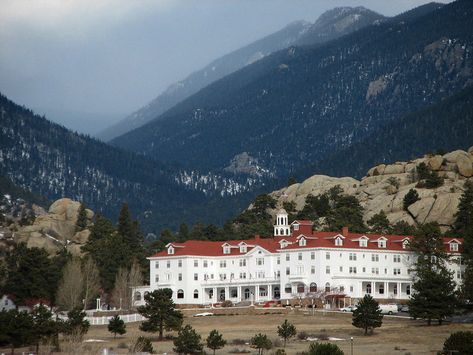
128,259,143,309
82,257,101,310
56,258,84,311
111,267,129,310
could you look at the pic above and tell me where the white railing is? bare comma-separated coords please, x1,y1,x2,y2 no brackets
79,313,145,326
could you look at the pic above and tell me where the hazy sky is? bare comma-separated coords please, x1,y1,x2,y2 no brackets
0,0,453,132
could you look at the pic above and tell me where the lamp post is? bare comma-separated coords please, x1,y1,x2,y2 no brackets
350,336,354,355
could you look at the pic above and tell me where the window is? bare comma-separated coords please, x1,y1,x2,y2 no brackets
339,266,343,272
286,254,290,261
260,287,267,297
326,266,330,274
298,253,302,261
277,257,281,265
194,260,198,267
165,273,171,281
309,283,317,292
178,260,182,267
406,284,411,295
393,255,401,263
297,266,304,274
193,290,199,299
359,238,368,247
286,267,290,275
372,267,379,275
240,244,247,253
349,267,357,274
167,260,171,268
311,266,315,274
457,270,463,279
299,238,306,247
134,292,141,301
393,268,401,275
349,253,357,261
203,260,208,268
155,261,159,269
257,271,265,278
378,239,387,248
326,252,330,260
450,242,459,252
239,259,247,267
244,288,251,300
384,268,388,274
285,284,292,294
178,273,182,281
231,288,238,298
371,254,379,262
155,275,159,282
379,284,384,294
366,283,372,294
240,272,246,279
194,273,198,281
402,240,409,249
276,270,280,278
350,286,354,292
257,258,264,266
293,223,299,231
223,246,230,254
177,289,184,299
362,267,366,273
168,246,174,255
220,260,226,268
311,252,315,260
335,237,343,246
325,283,331,292
297,283,305,293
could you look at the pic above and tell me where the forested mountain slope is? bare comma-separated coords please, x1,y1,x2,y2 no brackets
99,7,384,141
112,1,471,187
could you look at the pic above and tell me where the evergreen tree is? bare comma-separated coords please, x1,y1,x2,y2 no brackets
177,223,190,242
108,315,126,338
173,324,204,354
62,308,90,339
443,331,473,355
391,221,417,236
31,305,59,354
0,309,35,354
132,336,155,353
352,294,383,335
206,329,226,355
297,194,330,221
454,181,473,237
87,213,115,244
403,189,420,211
367,210,391,234
250,333,272,355
75,202,88,232
409,267,457,325
277,319,297,348
307,342,344,355
138,289,183,340
408,223,457,325
326,195,366,233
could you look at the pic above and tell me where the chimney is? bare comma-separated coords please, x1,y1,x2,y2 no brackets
342,227,349,236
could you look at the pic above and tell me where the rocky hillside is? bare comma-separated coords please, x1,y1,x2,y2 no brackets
269,147,473,232
1,198,93,257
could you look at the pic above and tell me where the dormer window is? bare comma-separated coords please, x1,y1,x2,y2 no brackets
223,246,230,254
359,238,368,247
402,239,409,249
240,244,247,253
280,240,288,249
450,242,459,252
293,223,300,231
299,238,306,247
378,238,387,248
335,237,343,246
168,246,174,255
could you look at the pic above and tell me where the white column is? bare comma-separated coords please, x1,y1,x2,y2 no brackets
225,286,229,301
268,285,273,300
384,282,388,299
213,287,217,303
255,284,260,302
397,282,401,298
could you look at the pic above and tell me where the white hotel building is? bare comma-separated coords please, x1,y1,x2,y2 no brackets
134,210,464,307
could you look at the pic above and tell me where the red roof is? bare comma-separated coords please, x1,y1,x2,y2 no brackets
150,229,462,257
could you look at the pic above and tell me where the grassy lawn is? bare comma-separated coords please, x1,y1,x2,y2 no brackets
67,310,473,354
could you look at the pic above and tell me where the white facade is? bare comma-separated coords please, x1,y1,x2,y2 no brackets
136,212,464,307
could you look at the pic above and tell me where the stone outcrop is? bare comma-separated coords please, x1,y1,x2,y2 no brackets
268,147,473,232
14,198,94,256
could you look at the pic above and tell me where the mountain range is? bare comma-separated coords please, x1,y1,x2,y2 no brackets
2,1,472,235
98,6,385,142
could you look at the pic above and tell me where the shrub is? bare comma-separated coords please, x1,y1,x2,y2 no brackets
387,177,400,189
221,300,234,307
443,331,473,354
403,189,420,211
232,338,247,345
132,337,154,354
307,342,344,355
274,349,287,355
297,331,308,340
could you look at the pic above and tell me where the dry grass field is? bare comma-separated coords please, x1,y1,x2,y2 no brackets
4,310,473,354
66,311,473,355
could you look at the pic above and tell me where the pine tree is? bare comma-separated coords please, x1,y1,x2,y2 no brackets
0,309,35,354
367,210,391,234
62,308,90,340
352,294,383,335
403,189,420,211
138,289,183,340
250,333,272,355
108,315,126,338
443,331,473,354
307,342,344,355
454,181,473,237
173,324,203,354
31,305,59,354
75,203,88,232
206,329,226,355
408,223,457,325
277,319,297,348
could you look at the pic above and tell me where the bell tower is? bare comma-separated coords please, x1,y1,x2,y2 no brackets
274,209,290,237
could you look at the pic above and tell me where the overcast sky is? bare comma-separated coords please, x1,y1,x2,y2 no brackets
0,0,453,132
